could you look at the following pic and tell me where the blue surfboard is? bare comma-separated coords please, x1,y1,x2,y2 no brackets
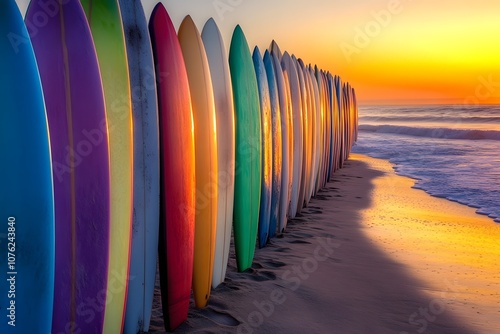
120,0,161,333
0,1,55,333
253,46,272,248
263,50,282,239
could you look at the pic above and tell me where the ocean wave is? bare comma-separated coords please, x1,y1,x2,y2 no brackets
360,105,500,114
359,124,500,141
359,115,500,123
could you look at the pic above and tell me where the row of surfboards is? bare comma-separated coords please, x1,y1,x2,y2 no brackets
0,0,358,333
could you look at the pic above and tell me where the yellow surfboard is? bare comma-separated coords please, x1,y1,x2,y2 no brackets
178,15,218,309
81,1,134,332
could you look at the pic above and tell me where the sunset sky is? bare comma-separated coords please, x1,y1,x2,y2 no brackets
16,0,500,105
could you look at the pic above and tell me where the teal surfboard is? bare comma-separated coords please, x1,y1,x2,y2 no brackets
0,1,55,333
229,25,262,271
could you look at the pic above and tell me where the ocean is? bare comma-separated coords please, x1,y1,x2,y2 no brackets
351,105,500,223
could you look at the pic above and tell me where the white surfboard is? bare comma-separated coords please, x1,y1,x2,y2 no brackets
281,52,303,218
202,18,236,289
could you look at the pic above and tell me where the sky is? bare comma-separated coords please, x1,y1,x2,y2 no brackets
15,0,500,105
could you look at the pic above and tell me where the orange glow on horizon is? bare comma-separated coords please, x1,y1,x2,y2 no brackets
246,0,500,105
16,0,499,105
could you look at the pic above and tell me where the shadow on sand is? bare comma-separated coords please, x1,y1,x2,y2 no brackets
148,158,476,334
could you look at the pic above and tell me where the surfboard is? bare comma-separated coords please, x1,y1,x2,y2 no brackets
293,56,309,213
313,67,324,192
334,75,342,172
271,51,292,233
309,66,322,196
323,72,335,183
341,82,348,165
269,40,283,60
0,2,54,333
318,69,330,189
149,4,195,330
353,88,359,142
282,68,296,214
178,15,218,309
339,83,344,167
263,50,282,240
317,69,328,188
27,1,110,333
328,73,339,177
201,18,236,289
347,84,352,158
332,74,341,174
119,0,160,333
342,83,346,164
307,64,317,201
322,71,330,182
343,84,348,163
81,1,134,332
282,52,303,218
327,72,334,179
349,85,356,154
229,25,262,271
325,73,332,178
301,61,316,204
349,85,357,153
252,47,272,248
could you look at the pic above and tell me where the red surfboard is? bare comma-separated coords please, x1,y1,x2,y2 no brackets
149,3,196,331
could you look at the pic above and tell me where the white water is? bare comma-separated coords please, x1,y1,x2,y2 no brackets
352,105,500,223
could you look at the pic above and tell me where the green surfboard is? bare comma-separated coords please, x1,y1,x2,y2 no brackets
229,25,261,272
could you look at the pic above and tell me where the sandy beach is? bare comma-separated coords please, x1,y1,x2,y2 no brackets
148,153,500,334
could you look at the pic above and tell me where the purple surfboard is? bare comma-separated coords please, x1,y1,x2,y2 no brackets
27,1,111,332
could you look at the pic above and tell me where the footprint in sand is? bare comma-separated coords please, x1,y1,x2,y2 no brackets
244,268,278,281
290,239,312,245
264,259,287,268
251,262,263,269
315,195,332,200
198,308,240,327
292,232,315,238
